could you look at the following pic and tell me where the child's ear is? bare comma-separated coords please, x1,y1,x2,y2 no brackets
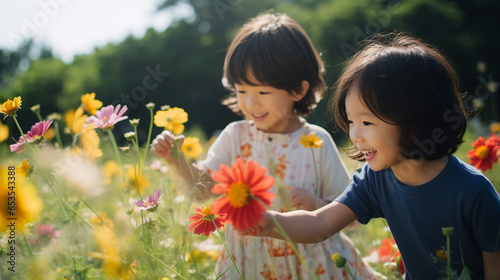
292,80,310,102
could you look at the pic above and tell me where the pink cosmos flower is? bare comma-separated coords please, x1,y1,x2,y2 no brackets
85,104,128,129
10,120,53,153
135,189,163,212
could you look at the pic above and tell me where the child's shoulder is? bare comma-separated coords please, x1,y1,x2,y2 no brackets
451,155,494,187
300,119,332,138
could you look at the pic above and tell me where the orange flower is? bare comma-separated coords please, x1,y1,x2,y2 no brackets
378,238,394,263
188,205,225,236
467,135,499,171
211,158,276,231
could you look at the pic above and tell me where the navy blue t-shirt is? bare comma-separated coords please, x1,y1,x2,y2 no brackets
336,155,500,279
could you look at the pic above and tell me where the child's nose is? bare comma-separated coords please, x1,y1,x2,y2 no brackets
246,93,261,108
350,125,363,143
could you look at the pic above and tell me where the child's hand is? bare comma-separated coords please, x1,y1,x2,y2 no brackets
290,187,324,211
150,130,185,162
237,212,272,237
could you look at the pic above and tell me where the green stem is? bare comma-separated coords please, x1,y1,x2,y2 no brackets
53,121,63,148
344,264,356,280
311,148,319,196
142,108,154,168
34,111,43,122
46,181,95,231
173,138,181,173
106,129,122,166
212,219,244,280
74,191,114,233
22,233,33,257
131,161,143,201
132,138,142,175
446,235,452,279
136,246,188,280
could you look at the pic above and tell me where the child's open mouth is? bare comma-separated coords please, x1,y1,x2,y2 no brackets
252,113,268,120
362,149,377,160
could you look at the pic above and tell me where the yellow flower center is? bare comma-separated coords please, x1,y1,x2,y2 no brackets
143,201,151,207
228,182,250,208
201,206,213,217
475,145,490,159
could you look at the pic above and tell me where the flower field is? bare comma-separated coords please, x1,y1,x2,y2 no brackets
0,94,499,279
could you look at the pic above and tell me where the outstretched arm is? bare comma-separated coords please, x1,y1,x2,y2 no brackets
250,201,358,243
151,130,215,200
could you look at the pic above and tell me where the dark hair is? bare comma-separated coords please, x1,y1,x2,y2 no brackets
222,13,326,116
331,32,468,161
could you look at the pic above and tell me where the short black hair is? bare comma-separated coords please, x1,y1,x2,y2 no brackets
331,32,468,160
222,13,326,116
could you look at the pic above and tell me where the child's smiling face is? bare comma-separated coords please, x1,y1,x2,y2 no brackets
345,82,403,171
235,74,306,134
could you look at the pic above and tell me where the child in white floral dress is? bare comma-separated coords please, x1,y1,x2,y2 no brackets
151,13,375,280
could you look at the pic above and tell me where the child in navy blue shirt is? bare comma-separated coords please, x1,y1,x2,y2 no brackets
243,33,500,279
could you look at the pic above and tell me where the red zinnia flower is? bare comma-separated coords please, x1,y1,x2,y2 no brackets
188,205,225,236
211,158,276,231
467,135,499,171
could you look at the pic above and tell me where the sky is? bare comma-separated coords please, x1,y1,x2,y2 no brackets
0,0,193,63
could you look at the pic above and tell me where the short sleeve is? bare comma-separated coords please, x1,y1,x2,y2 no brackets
471,182,500,252
313,127,350,201
335,165,384,224
197,122,236,174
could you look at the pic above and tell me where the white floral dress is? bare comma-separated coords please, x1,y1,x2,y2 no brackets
198,119,375,280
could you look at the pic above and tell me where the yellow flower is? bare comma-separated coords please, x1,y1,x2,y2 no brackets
79,123,103,161
0,121,9,142
87,225,132,279
81,92,103,115
64,108,88,134
17,159,32,176
436,249,447,261
491,122,500,134
103,160,120,185
44,127,56,140
0,166,43,232
154,107,188,135
91,213,114,228
187,249,219,263
299,133,324,149
331,252,347,268
126,166,150,193
181,137,203,160
0,96,22,119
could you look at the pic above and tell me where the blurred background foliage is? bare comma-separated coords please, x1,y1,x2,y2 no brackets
1,0,498,145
